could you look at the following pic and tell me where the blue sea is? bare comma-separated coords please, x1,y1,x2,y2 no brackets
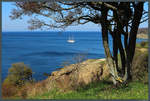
2,31,147,81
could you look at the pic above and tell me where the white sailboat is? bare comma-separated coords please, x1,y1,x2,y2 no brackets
67,35,75,43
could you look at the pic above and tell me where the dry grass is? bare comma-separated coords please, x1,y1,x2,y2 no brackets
2,84,18,98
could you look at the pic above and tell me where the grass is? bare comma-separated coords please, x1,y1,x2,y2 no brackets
29,81,148,100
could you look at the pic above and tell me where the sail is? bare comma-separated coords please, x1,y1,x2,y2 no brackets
67,34,75,43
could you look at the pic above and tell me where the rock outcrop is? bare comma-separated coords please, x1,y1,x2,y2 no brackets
27,58,110,96
24,46,148,97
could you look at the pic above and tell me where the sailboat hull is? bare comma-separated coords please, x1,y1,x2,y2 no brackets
67,40,75,43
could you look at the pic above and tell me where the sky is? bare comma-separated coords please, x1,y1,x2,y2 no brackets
2,2,148,32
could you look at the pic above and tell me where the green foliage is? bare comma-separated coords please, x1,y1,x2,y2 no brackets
3,62,33,86
136,41,148,48
140,41,146,47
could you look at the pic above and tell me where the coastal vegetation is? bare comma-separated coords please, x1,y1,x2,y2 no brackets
3,63,33,86
2,1,148,100
2,63,33,98
29,81,148,99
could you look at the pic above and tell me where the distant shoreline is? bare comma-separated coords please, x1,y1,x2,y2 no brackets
2,31,102,33
137,34,148,39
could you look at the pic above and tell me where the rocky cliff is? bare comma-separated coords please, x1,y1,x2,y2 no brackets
26,58,110,96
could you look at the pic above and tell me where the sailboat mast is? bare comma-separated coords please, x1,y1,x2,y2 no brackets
67,34,75,43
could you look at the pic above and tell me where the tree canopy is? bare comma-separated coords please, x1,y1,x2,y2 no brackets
10,2,148,30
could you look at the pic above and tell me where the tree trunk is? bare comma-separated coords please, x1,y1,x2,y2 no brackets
100,2,144,85
101,6,119,85
126,2,144,80
112,29,119,72
118,37,126,75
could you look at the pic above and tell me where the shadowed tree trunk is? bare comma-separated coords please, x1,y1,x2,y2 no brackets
112,29,119,72
101,2,144,85
126,2,144,80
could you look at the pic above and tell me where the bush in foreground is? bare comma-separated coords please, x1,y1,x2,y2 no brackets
3,62,33,86
2,62,33,98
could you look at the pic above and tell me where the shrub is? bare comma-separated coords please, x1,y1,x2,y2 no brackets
140,41,146,47
2,83,18,98
3,62,33,86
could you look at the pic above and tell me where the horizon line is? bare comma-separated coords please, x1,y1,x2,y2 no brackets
2,30,102,33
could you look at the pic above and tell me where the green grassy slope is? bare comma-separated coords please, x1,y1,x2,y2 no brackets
29,81,148,99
